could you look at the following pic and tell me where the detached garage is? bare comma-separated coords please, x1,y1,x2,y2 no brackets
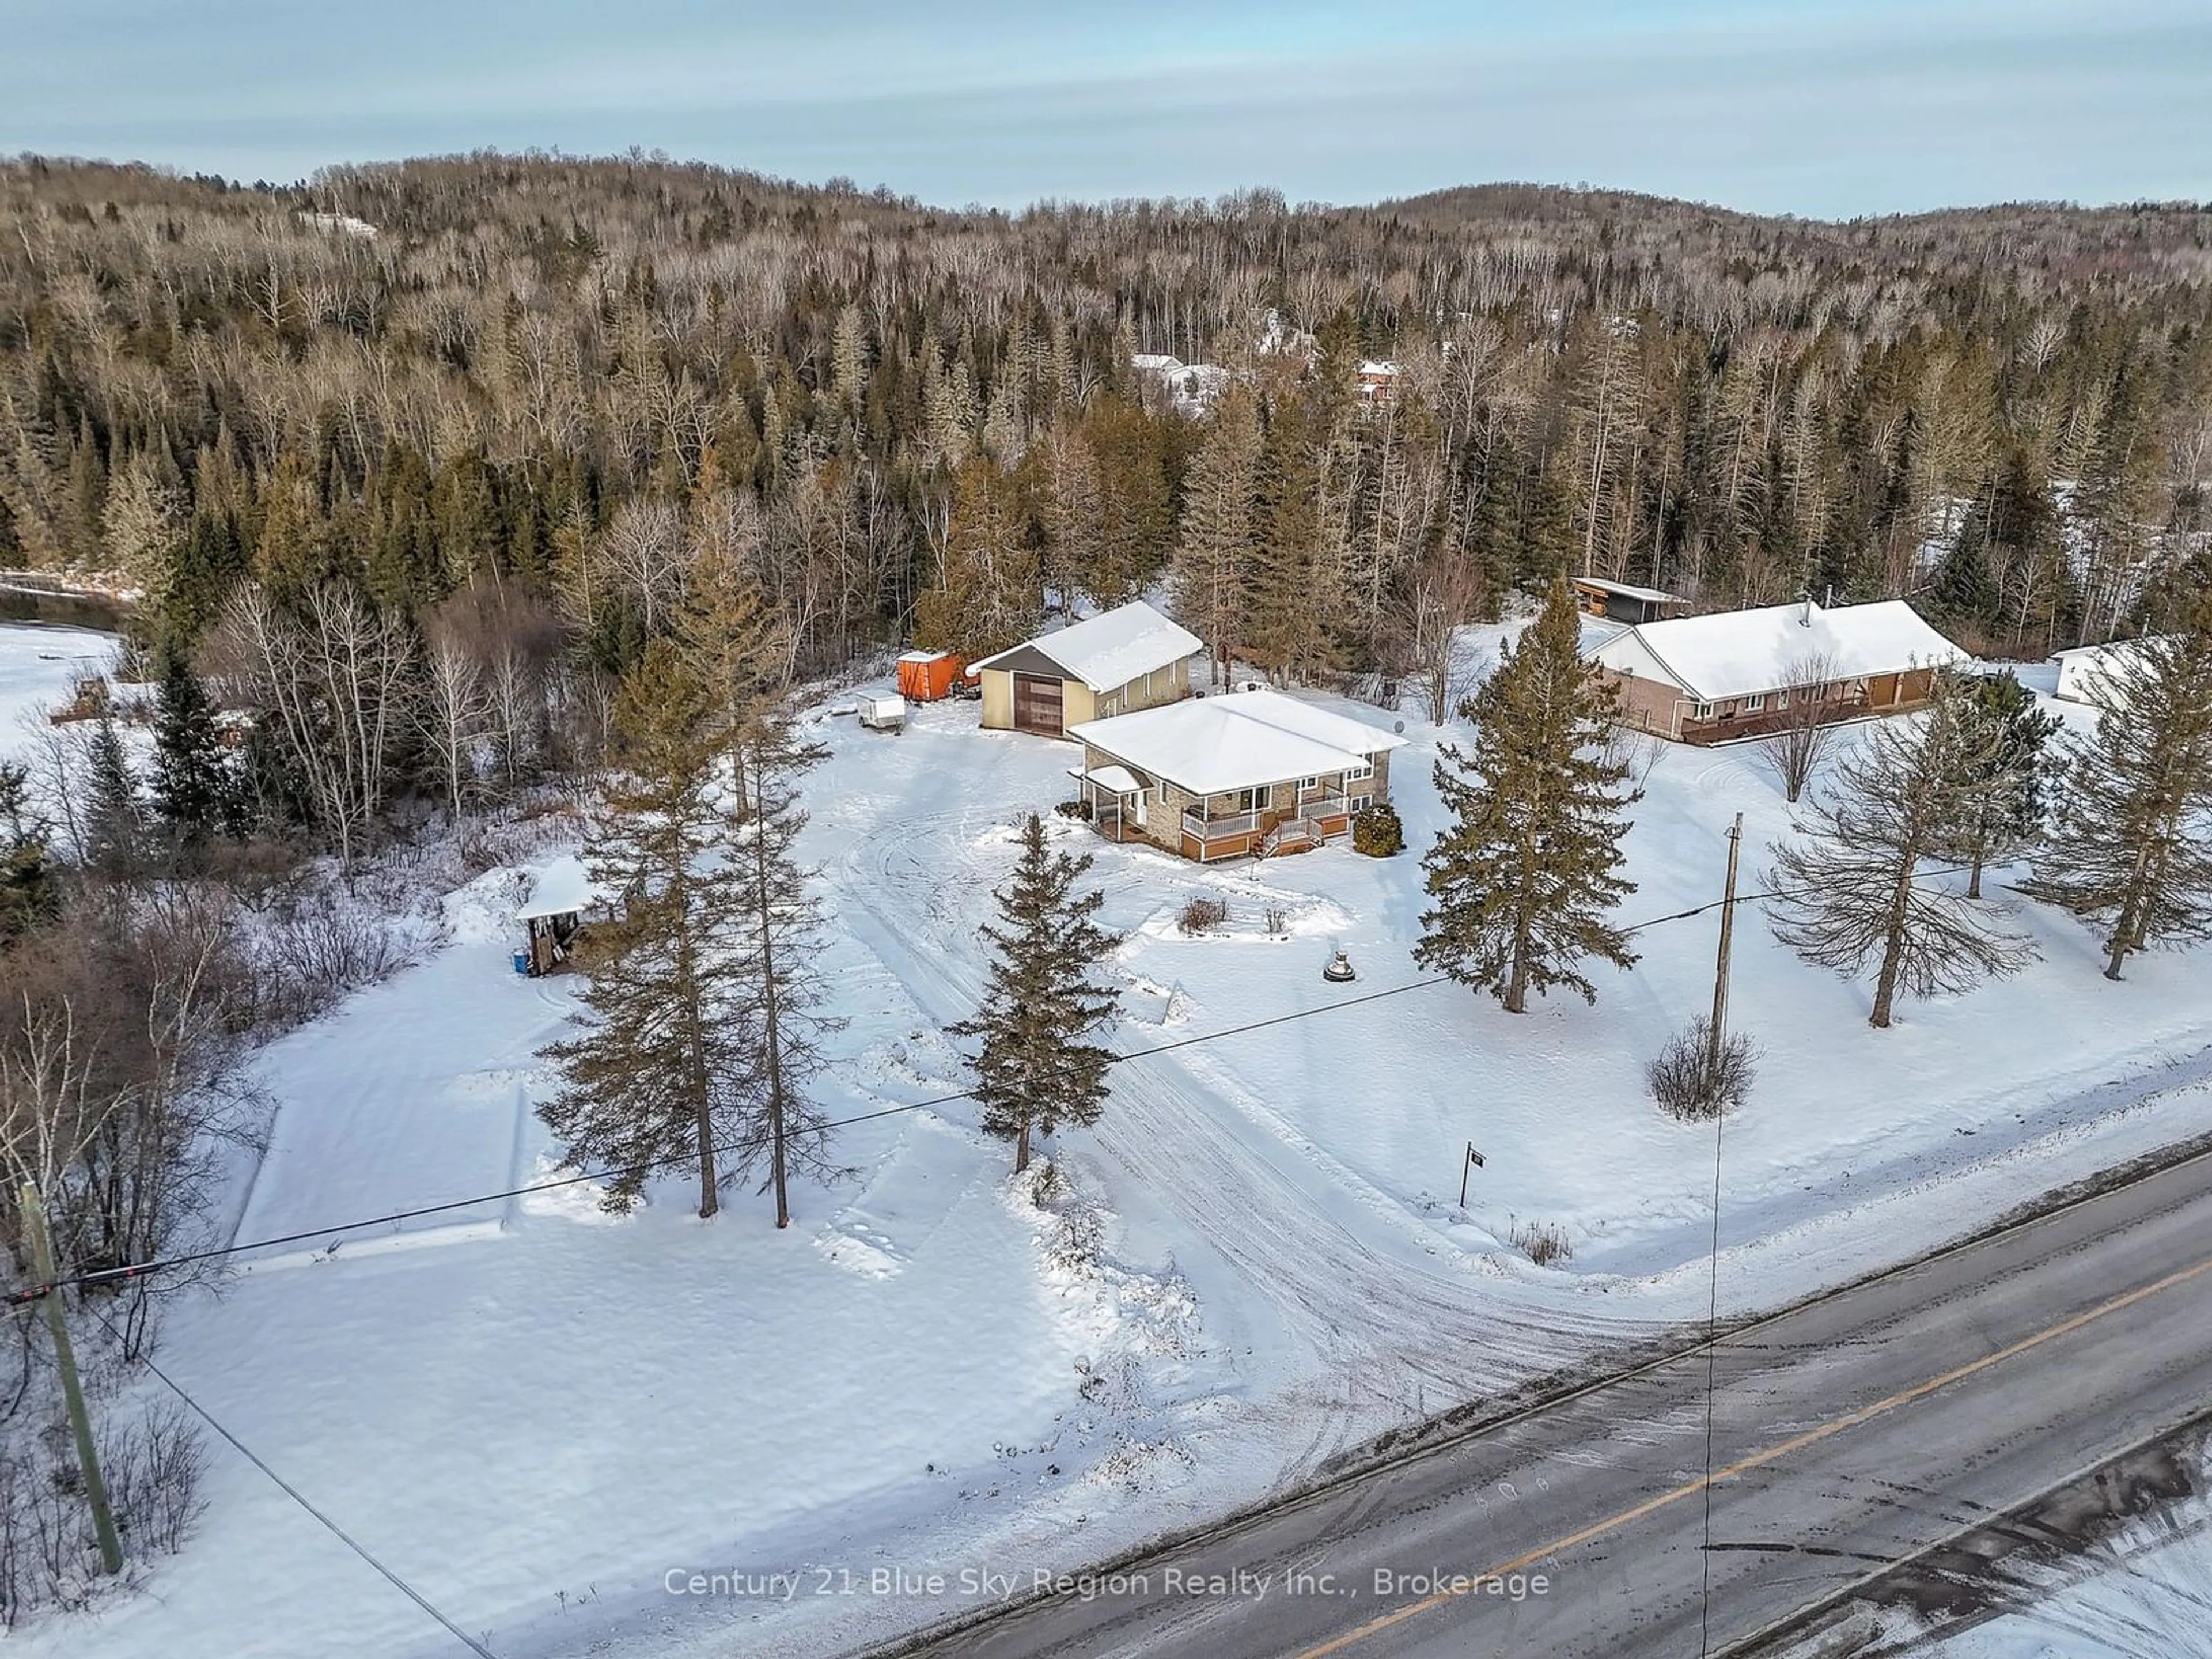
970,601,1203,737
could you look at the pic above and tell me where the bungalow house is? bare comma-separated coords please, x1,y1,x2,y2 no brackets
1066,689,1408,862
1571,576,1685,626
970,600,1202,738
1586,598,1967,744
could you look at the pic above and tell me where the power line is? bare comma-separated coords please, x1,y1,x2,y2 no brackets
83,1306,497,1659
55,856,1985,1299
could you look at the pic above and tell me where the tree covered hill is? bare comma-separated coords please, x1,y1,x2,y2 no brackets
2,151,2207,684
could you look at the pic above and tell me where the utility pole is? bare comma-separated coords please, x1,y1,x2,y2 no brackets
1697,814,1742,1658
1706,813,1744,1078
21,1183,123,1575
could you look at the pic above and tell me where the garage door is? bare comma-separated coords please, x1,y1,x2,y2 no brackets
1013,673,1065,736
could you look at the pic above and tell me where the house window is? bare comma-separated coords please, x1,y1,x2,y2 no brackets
1350,794,1373,815
1346,756,1374,782
1236,785,1271,813
1774,691,1790,709
1742,693,1766,713
1298,775,1320,793
1692,702,1714,720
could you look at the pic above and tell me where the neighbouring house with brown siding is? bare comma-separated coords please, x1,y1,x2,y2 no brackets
1065,690,1407,862
969,600,1202,737
1584,599,1968,744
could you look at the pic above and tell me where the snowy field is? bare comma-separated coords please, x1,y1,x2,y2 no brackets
0,620,117,763
16,620,2212,1659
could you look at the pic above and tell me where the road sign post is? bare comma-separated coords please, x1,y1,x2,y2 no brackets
1458,1142,1485,1209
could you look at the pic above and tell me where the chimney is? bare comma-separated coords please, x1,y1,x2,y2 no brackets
1800,592,1813,627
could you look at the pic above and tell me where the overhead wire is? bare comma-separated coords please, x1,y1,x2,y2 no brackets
43,857,1981,1300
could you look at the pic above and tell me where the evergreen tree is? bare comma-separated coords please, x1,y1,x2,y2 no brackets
1929,517,2000,635
151,653,239,846
675,507,792,814
1171,386,1262,686
1415,577,1642,1013
1768,676,2040,1027
1934,669,2060,897
1245,388,1333,682
539,642,754,1218
2025,618,2212,979
81,715,145,880
0,763,52,945
726,706,844,1228
950,813,1122,1174
913,459,1039,657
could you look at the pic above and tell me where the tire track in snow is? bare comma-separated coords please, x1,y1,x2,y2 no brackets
824,804,1639,1484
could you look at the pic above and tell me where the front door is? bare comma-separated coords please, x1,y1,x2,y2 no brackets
1013,673,1065,735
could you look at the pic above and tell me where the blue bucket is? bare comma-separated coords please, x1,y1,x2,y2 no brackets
512,949,531,976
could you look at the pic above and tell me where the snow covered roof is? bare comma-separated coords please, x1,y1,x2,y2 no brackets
1130,353,1184,374
1080,763,1143,794
1069,690,1407,797
1589,600,1965,701
517,855,597,921
897,649,956,664
2051,637,2166,662
969,601,1203,693
1573,576,1680,604
1358,360,1401,377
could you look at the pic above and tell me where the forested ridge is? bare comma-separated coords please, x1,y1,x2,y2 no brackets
3,152,2210,704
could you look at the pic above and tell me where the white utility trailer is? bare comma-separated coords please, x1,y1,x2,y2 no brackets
857,693,907,733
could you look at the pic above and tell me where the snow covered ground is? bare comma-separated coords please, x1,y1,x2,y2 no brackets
0,620,116,763
1916,1441,2212,1657
15,620,2212,1659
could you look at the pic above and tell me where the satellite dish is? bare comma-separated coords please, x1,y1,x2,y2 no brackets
1393,721,1405,734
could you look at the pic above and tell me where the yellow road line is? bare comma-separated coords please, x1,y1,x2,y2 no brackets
1296,1251,2212,1658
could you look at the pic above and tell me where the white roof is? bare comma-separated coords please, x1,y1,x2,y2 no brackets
1080,764,1143,794
897,649,955,664
1589,600,1965,700
1359,359,1401,376
1130,353,1184,373
970,600,1203,692
1069,689,1407,797
517,854,597,921
2051,637,2165,662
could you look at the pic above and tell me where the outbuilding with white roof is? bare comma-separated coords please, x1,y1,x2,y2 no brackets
968,600,1203,737
1585,598,1966,743
1066,688,1407,861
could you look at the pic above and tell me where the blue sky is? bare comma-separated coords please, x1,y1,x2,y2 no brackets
5,0,2207,215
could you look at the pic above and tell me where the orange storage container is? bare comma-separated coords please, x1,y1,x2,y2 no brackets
896,650,963,702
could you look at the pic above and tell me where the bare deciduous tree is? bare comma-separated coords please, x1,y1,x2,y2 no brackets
1757,649,1839,804
210,583,417,866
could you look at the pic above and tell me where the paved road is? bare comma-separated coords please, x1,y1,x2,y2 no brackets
914,1147,2212,1659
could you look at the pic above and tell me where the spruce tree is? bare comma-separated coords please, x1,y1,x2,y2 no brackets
726,707,844,1228
151,653,238,846
1415,576,1641,1013
81,715,145,880
0,764,52,945
913,459,1038,658
1171,385,1262,687
539,641,755,1218
1934,669,2060,897
1768,676,2040,1027
950,813,1122,1175
2025,618,2212,979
